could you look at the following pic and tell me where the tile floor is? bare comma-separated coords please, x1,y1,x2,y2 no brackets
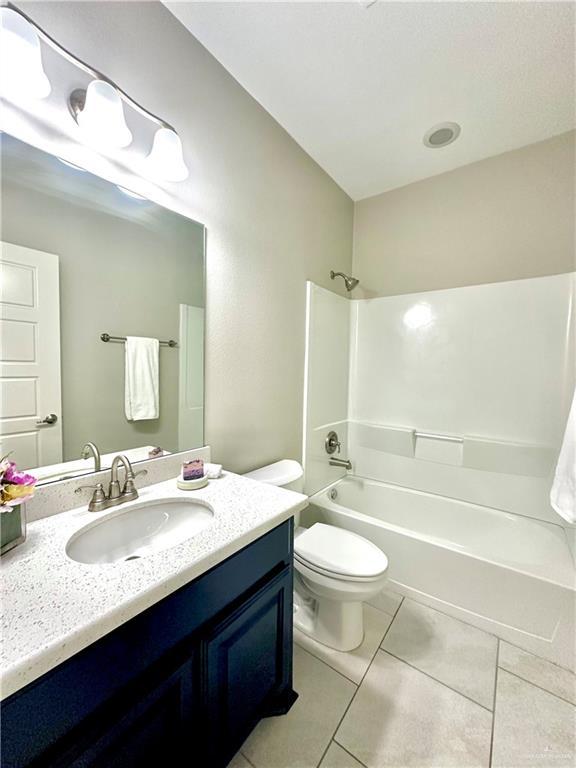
235,592,576,768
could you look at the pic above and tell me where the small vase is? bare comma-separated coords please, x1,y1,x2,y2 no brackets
1,503,27,556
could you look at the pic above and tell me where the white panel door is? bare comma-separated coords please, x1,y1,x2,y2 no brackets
0,242,62,469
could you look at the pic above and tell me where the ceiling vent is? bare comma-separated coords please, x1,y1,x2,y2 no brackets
423,122,461,148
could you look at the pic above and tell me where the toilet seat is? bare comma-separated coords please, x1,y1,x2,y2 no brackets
294,523,388,582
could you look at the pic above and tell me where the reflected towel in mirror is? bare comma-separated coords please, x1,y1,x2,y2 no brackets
125,336,159,421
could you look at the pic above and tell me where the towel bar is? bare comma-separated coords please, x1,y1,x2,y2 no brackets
100,333,177,347
414,431,463,444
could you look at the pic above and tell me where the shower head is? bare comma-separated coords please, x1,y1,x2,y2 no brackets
330,270,359,292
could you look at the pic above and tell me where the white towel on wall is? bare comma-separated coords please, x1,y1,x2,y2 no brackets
550,389,576,524
125,336,160,421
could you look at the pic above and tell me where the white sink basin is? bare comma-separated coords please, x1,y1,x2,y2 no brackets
66,498,214,564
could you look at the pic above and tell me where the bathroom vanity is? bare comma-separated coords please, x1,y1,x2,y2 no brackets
1,474,307,768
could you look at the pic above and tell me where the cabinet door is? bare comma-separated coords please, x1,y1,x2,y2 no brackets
42,655,197,768
203,565,293,765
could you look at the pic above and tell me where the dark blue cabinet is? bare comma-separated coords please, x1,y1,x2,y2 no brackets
2,520,296,768
48,654,197,768
203,566,293,766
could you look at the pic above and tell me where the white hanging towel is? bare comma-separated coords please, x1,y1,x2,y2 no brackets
550,389,576,524
125,336,160,421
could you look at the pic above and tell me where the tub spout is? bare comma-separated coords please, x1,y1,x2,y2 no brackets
329,457,352,470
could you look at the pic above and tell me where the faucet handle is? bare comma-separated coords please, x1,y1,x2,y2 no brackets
75,482,105,494
122,469,147,500
325,430,342,455
74,482,107,512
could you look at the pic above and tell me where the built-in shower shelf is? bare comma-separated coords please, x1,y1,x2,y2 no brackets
350,421,555,478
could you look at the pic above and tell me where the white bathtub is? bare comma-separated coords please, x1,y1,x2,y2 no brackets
307,476,576,669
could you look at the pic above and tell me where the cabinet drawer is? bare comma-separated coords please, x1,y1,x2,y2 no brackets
46,655,197,768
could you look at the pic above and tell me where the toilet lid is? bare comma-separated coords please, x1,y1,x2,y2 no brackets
294,523,388,579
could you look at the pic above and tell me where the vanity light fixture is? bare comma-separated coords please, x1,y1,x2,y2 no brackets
144,126,189,182
1,4,189,182
69,80,132,150
0,6,51,101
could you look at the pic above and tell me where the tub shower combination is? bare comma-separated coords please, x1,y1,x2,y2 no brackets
302,274,576,668
308,475,574,667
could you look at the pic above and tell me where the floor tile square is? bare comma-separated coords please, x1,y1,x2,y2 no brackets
367,587,403,617
320,742,365,768
492,670,576,767
336,650,492,768
295,604,392,684
498,642,576,705
242,645,356,768
382,599,497,708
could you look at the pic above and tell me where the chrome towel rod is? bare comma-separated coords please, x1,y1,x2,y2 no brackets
100,333,178,348
414,430,463,444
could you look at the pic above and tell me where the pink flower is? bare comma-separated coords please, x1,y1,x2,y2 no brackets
3,462,36,486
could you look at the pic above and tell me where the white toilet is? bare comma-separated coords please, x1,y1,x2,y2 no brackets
245,460,389,652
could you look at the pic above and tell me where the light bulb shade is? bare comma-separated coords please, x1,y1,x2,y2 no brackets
0,8,51,101
75,80,132,149
145,127,188,182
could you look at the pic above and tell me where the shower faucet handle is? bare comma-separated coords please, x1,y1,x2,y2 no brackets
325,430,341,455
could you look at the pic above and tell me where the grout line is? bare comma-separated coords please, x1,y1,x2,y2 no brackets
488,639,500,767
380,606,398,645
391,595,405,619
332,739,370,768
367,593,404,622
498,667,576,709
239,752,256,768
397,595,500,642
314,608,397,768
296,643,361,687
498,638,576,675
378,649,494,713
295,609,393,685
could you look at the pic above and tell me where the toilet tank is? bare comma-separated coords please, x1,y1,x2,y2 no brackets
244,460,305,525
244,460,304,492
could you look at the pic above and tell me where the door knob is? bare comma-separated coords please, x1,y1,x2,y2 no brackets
36,413,58,426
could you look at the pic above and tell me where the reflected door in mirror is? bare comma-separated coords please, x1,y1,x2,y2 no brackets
0,242,63,467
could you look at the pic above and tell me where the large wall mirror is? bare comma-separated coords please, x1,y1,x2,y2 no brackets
0,133,205,485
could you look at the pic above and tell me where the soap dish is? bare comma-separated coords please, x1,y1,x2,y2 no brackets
177,475,209,491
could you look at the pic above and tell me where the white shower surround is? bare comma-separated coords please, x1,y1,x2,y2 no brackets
302,275,576,668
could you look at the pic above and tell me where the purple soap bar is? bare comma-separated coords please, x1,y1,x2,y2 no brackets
182,459,204,480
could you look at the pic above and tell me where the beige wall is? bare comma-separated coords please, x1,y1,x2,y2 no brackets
21,2,353,473
353,131,575,297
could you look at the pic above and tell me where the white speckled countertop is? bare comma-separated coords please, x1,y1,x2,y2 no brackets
0,472,308,700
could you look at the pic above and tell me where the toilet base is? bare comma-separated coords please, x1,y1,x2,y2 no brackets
294,589,364,652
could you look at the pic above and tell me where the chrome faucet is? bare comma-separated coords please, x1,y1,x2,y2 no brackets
329,457,352,470
108,454,138,504
80,441,101,472
325,430,352,470
75,454,147,512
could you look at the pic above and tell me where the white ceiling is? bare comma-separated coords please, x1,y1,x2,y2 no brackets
166,2,575,201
